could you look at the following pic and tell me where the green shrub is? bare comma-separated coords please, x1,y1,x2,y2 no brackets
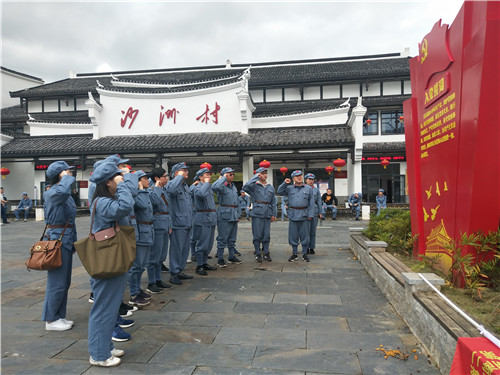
362,209,417,256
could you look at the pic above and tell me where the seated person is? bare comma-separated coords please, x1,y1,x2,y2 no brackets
14,192,33,222
348,192,362,221
321,188,338,220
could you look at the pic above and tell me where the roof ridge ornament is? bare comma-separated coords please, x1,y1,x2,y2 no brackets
96,80,104,88
238,66,251,92
111,74,119,81
339,97,351,108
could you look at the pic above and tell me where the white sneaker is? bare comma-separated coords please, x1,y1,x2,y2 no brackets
61,318,74,326
24,219,27,222
89,356,121,367
111,348,125,357
45,318,72,331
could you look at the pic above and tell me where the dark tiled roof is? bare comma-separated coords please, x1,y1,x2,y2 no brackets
28,111,91,124
10,77,111,98
114,69,245,85
0,105,28,122
252,95,410,118
10,56,409,98
254,98,356,118
101,76,241,94
1,126,354,157
363,142,406,153
249,57,410,87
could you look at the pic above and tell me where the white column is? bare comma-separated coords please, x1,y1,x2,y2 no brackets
242,156,254,184
348,97,366,195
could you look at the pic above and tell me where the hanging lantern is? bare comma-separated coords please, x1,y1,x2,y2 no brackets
259,160,271,169
332,158,346,172
1,167,10,179
399,116,404,122
279,166,288,175
325,166,334,175
381,159,390,169
365,119,372,126
200,162,212,170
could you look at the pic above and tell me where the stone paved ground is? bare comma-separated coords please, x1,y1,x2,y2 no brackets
1,216,440,374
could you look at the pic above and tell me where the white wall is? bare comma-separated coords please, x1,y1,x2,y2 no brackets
383,81,401,95
28,100,42,113
323,85,340,99
304,86,320,100
44,99,59,112
284,87,300,101
265,88,282,102
1,70,43,108
97,83,248,137
250,90,264,103
1,162,36,204
342,84,360,98
363,82,381,97
404,80,412,95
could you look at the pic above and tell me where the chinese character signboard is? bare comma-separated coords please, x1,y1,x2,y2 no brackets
451,337,500,375
404,2,500,276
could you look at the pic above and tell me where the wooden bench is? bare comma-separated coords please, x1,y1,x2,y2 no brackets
371,251,412,286
414,291,479,340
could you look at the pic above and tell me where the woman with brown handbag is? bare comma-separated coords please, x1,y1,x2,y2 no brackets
87,162,134,367
42,161,77,331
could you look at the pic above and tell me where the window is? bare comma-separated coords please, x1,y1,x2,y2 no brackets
363,112,378,135
381,110,404,134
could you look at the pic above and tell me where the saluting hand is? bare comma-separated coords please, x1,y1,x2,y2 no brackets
284,178,291,184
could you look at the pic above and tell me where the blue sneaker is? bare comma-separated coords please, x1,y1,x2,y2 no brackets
112,325,131,342
116,316,134,328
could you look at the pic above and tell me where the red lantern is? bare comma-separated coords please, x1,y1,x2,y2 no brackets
365,119,372,126
200,162,212,170
1,167,10,179
259,160,271,169
333,158,346,172
381,159,390,169
279,167,288,175
399,116,404,122
325,166,334,175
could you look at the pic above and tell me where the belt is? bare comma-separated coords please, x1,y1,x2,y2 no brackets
220,204,237,208
137,220,153,225
47,224,74,229
255,200,270,204
290,206,307,210
154,212,169,215
130,215,136,219
197,209,216,212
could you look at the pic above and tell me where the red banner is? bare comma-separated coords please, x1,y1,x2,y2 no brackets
404,2,500,276
451,337,500,375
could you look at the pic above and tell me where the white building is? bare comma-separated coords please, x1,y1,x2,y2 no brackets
1,53,410,205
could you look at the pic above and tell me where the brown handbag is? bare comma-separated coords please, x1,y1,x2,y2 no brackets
25,221,69,271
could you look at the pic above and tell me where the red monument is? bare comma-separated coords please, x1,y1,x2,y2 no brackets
404,1,499,274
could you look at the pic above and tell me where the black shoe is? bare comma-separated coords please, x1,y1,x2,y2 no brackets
191,255,196,262
161,263,169,272
288,254,298,262
332,218,337,220
255,254,263,262
302,254,310,262
227,257,242,264
234,249,241,256
217,259,227,268
309,249,315,255
196,266,208,276
146,283,163,294
178,273,193,280
203,264,217,271
169,274,183,285
263,253,272,262
207,255,213,259
156,280,172,289
355,218,360,221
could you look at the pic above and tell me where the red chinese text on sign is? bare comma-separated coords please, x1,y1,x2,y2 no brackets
121,107,139,129
196,102,221,124
159,106,179,126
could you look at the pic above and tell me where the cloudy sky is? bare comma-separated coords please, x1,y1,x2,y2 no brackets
2,0,465,83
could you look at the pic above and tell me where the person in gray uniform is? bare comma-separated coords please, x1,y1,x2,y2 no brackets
212,167,241,267
376,189,387,215
238,190,251,220
128,170,154,307
188,177,201,263
14,192,32,221
305,173,324,255
192,168,218,275
277,170,314,262
42,161,77,332
146,167,172,292
242,167,277,262
166,162,194,285
348,192,362,220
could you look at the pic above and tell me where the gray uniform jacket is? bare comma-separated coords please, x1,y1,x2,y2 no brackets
242,174,277,218
166,175,193,229
212,176,240,222
277,182,314,221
